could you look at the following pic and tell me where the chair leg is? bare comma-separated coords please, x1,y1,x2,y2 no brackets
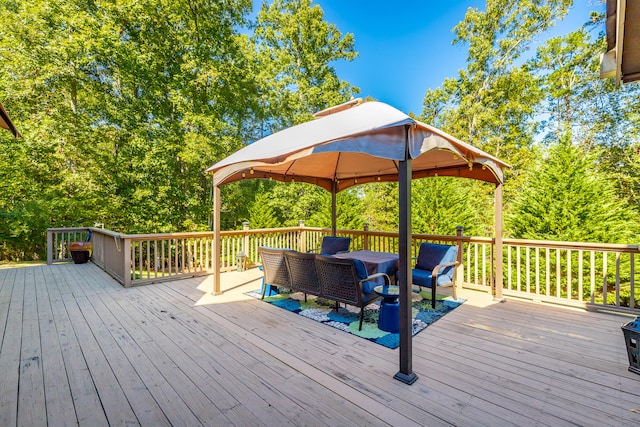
359,308,364,330
432,285,436,309
261,279,267,300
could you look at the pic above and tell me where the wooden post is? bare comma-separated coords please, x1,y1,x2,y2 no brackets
363,224,370,251
298,220,307,252
394,126,417,385
46,230,53,265
123,237,131,287
455,226,464,300
494,183,504,300
331,181,337,236
242,221,250,257
213,185,221,295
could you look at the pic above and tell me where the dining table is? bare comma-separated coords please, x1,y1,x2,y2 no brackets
332,250,399,284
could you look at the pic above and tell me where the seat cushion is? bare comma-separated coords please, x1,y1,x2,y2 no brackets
360,280,378,294
353,259,369,281
412,268,453,288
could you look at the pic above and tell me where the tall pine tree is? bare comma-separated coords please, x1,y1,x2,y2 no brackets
507,139,638,243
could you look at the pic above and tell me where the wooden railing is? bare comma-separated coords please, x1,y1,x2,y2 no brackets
47,224,639,314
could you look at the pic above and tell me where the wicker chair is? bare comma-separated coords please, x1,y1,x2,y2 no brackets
315,255,389,330
410,242,459,308
284,251,321,302
258,247,293,299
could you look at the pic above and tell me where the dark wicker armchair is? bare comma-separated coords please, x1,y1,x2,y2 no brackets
315,255,389,330
410,242,459,308
258,247,292,299
284,251,321,301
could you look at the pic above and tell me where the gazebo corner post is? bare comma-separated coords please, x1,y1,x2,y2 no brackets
212,184,222,295
394,127,418,385
331,181,337,236
494,182,504,301
455,226,464,300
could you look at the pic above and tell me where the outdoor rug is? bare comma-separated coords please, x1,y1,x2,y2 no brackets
245,289,464,349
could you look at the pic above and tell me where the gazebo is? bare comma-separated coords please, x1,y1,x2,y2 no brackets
206,99,509,384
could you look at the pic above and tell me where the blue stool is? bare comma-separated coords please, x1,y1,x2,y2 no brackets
259,266,279,296
374,285,400,333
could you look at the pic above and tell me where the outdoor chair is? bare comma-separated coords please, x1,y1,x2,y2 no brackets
284,251,321,302
310,236,351,255
315,255,389,330
410,242,459,308
258,247,293,299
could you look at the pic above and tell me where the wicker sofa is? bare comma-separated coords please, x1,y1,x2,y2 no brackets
258,246,390,330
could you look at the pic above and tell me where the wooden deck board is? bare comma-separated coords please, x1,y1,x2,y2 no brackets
44,265,109,426
0,267,20,426
1,263,639,426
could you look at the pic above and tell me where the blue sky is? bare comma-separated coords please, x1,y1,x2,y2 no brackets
253,1,605,115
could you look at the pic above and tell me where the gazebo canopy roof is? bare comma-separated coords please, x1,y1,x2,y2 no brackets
0,102,21,138
206,100,509,192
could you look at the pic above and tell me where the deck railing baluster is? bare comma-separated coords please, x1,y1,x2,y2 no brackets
45,225,640,313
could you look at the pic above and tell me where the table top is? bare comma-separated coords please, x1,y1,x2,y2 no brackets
333,250,399,263
374,285,400,298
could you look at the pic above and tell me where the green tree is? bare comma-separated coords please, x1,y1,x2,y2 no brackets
252,0,358,130
309,188,365,231
423,0,572,154
529,26,640,214
412,178,493,236
361,182,398,232
248,192,280,229
421,0,573,211
507,140,638,243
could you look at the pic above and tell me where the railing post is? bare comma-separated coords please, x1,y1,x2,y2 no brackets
123,237,131,287
298,220,306,252
363,224,369,251
47,229,53,265
242,221,250,261
455,226,464,299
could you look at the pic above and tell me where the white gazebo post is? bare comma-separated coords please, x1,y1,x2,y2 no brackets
494,182,504,300
212,184,221,295
331,181,337,236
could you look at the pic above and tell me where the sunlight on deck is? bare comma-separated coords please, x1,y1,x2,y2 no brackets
194,268,263,306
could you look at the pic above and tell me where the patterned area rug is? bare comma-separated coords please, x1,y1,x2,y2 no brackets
245,289,464,349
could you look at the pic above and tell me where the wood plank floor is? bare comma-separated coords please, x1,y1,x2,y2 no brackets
1,263,639,426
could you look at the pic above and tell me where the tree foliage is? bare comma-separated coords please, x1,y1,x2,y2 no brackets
507,140,638,242
0,0,357,259
1,0,639,261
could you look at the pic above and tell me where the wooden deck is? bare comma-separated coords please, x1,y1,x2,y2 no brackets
1,263,639,426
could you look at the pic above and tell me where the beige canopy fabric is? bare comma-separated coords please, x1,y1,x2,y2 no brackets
0,102,21,138
206,99,509,384
206,100,508,190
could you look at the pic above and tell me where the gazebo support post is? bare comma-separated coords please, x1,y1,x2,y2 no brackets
212,185,222,295
331,181,337,236
494,182,504,301
394,129,418,385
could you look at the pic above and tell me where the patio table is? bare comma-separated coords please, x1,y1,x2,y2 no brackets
333,250,399,284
